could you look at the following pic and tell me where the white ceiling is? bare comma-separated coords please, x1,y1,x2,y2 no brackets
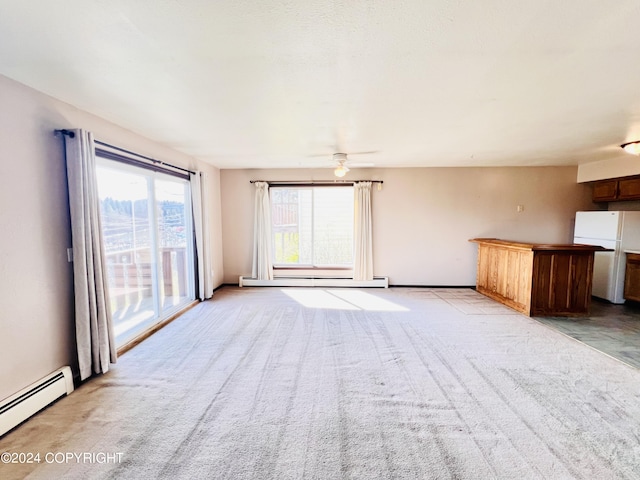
2,1,640,170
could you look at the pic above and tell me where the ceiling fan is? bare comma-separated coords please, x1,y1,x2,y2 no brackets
331,152,375,177
307,128,377,176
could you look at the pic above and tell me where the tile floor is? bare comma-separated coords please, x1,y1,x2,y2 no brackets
534,299,640,370
428,288,640,369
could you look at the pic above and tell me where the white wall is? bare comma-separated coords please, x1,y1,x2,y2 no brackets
0,74,224,401
577,156,640,183
220,166,594,285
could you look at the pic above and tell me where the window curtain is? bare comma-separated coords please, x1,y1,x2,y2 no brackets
64,129,117,380
252,181,274,280
353,181,374,281
190,171,214,300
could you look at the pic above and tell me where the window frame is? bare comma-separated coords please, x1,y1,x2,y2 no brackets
269,184,355,274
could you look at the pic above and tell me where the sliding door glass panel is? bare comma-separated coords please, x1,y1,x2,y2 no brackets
97,165,155,345
155,178,193,313
96,159,194,347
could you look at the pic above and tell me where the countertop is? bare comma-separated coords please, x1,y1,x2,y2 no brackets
469,238,612,251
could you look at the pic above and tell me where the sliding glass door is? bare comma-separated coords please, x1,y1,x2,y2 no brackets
95,158,195,347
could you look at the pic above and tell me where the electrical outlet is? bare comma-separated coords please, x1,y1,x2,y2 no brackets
517,205,524,213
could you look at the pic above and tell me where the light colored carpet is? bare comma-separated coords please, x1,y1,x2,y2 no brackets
2,287,640,479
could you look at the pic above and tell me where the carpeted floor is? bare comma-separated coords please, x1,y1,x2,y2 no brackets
2,287,640,479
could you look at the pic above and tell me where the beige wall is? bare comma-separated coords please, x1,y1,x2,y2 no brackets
221,166,595,285
0,75,223,401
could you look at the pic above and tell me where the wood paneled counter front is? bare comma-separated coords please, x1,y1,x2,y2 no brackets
469,238,609,316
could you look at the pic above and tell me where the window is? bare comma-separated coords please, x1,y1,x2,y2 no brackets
96,156,195,347
271,186,354,267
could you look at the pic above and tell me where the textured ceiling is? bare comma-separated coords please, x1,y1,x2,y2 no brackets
2,1,640,170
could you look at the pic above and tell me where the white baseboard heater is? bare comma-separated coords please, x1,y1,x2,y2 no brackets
0,366,74,437
239,276,389,288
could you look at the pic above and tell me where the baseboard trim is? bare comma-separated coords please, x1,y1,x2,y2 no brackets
239,276,389,288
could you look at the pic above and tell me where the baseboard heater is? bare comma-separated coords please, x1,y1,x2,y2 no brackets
239,276,389,288
0,366,74,437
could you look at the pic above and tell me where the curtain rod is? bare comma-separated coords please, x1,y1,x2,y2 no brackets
55,129,196,175
249,180,383,185
55,129,76,138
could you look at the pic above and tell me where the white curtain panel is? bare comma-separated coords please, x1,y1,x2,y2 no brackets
64,129,117,380
190,171,214,300
354,181,374,281
251,181,274,280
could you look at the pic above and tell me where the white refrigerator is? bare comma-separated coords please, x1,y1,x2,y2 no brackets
573,211,640,303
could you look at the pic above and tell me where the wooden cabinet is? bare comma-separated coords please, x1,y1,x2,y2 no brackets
470,238,607,316
592,176,640,202
592,179,619,202
624,253,640,302
618,178,640,200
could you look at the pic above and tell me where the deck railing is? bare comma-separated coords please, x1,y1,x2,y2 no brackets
104,246,187,311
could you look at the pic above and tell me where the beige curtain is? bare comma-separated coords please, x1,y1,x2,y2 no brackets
252,181,274,280
64,129,116,380
353,181,373,281
191,171,214,300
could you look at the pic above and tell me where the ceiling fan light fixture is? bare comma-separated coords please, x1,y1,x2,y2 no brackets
334,164,349,177
621,141,640,155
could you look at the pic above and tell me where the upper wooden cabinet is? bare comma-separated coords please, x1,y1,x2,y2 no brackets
592,179,619,202
592,176,640,202
618,177,640,200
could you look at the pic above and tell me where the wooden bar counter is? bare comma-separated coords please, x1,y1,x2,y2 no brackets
469,238,609,316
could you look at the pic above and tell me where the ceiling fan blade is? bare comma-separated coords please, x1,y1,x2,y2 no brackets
347,150,379,156
308,149,378,157
346,162,375,168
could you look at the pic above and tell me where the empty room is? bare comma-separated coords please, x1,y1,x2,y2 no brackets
2,1,640,479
